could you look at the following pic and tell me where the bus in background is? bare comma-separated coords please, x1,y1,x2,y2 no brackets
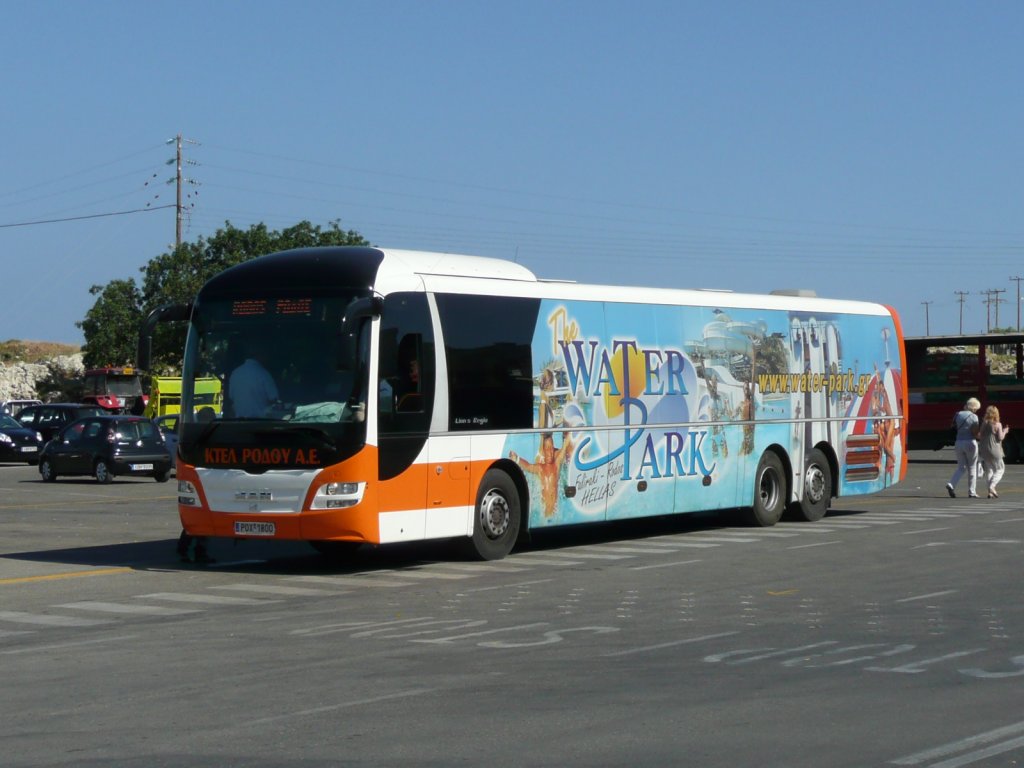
905,332,1024,461
139,247,907,560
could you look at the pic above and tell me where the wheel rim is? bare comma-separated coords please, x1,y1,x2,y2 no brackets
96,462,109,482
478,487,510,540
40,461,51,480
804,463,826,504
759,465,781,510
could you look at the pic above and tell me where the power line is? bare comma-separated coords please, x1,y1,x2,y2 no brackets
0,205,175,228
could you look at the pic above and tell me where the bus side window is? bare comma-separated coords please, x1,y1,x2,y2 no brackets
377,294,434,435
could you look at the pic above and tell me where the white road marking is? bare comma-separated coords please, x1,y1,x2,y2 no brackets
896,590,958,603
137,592,281,605
0,610,114,627
892,720,1024,765
605,631,740,658
56,601,201,616
286,575,414,588
213,583,341,596
244,688,438,726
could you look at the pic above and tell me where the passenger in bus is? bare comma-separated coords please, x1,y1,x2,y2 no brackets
394,336,422,412
228,344,280,418
946,397,981,498
977,405,1010,498
509,431,573,519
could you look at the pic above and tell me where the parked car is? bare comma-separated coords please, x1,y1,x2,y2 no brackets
38,415,172,483
0,414,44,464
15,403,105,443
154,414,179,472
1,399,43,417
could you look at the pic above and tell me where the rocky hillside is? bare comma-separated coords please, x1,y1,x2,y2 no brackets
0,340,84,402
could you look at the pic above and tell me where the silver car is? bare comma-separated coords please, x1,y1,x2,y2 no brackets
154,414,179,472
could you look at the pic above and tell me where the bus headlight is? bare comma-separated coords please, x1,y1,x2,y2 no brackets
311,481,365,509
178,479,199,506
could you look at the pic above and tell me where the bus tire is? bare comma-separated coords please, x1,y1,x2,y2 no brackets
745,451,785,527
469,469,521,561
788,448,832,522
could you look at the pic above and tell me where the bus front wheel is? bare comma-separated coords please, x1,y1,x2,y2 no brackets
788,448,832,522
746,451,786,527
469,469,521,561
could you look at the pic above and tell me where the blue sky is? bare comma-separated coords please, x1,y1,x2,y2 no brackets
2,1,1022,344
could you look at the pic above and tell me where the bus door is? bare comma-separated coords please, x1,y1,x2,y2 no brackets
376,295,436,534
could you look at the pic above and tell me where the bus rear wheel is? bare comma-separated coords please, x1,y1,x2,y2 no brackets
469,469,521,561
788,448,832,522
745,451,785,527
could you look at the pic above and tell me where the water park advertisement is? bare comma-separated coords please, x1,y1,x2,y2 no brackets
505,300,904,529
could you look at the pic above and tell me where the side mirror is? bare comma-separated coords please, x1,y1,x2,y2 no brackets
137,302,192,371
338,296,383,371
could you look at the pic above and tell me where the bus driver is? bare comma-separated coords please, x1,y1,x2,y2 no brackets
229,343,279,418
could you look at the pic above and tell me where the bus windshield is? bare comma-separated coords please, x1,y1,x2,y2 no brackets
177,292,370,468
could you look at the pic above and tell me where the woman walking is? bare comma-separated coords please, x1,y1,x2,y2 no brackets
978,405,1010,498
946,397,981,498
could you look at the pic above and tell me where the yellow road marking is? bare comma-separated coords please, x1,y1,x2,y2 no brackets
767,589,799,596
0,567,132,585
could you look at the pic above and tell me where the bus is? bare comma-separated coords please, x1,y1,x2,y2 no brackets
905,332,1024,461
138,246,907,560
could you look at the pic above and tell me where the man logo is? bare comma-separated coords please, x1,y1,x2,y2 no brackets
235,490,273,501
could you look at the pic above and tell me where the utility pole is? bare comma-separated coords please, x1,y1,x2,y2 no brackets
166,133,200,249
983,288,1007,332
921,301,932,335
992,288,1006,330
1011,276,1024,331
954,291,969,334
175,134,182,248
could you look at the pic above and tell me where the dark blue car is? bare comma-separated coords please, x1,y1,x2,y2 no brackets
0,414,44,464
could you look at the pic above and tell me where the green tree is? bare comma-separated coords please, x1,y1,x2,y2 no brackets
77,279,144,369
80,220,370,372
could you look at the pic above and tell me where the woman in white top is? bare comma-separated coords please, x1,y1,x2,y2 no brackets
946,397,981,498
977,405,1010,498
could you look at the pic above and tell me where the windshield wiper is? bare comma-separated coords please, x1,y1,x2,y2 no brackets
256,425,337,451
193,419,222,445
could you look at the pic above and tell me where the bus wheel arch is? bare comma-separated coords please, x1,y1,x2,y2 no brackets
787,445,834,522
745,448,788,527
467,464,523,561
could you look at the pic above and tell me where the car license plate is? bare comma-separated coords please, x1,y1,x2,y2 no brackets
235,521,275,536
130,463,153,471
20,446,37,453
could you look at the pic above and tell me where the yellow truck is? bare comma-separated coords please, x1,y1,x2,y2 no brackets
144,376,222,418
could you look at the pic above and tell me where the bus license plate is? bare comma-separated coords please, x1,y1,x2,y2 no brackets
235,521,275,536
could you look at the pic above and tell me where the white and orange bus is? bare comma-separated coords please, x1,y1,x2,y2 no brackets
140,246,907,560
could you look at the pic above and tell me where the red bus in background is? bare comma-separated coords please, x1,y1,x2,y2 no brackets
905,333,1024,461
